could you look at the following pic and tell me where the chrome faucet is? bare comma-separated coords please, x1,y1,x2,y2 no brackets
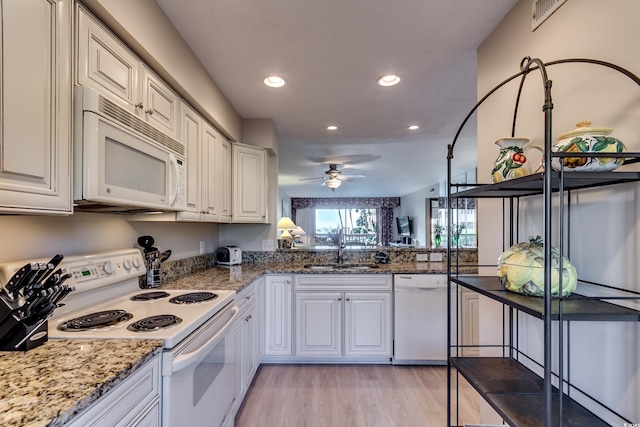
336,228,345,263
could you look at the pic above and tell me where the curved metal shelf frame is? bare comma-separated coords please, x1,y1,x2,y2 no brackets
446,57,640,427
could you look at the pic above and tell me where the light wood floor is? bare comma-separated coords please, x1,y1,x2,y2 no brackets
235,365,481,427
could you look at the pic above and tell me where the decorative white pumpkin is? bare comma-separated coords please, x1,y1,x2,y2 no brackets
497,236,578,297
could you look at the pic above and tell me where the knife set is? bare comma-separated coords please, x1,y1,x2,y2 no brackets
0,253,74,351
137,236,171,289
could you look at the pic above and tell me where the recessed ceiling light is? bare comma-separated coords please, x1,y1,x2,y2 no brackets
377,74,401,87
264,75,286,88
326,125,338,131
408,125,420,130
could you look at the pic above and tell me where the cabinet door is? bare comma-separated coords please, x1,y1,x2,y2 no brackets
243,303,257,386
202,123,219,221
140,66,180,138
232,317,244,403
264,276,292,356
232,143,266,223
216,138,232,223
295,292,342,357
255,277,265,365
344,292,392,358
0,0,72,214
77,5,139,111
176,103,202,220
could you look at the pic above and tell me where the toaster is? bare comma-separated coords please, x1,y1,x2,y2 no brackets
216,246,242,266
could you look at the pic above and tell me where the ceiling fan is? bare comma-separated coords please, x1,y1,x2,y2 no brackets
299,164,365,191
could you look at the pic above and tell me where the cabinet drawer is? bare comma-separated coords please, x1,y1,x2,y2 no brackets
294,274,392,291
236,282,256,312
66,356,160,427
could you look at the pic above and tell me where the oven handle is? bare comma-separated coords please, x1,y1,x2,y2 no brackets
171,306,239,373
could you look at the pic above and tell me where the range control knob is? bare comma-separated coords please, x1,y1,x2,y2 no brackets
132,257,141,269
123,259,132,270
103,261,115,275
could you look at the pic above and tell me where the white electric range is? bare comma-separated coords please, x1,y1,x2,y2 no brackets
0,248,239,427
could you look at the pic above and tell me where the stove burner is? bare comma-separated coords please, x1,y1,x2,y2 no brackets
127,314,183,332
169,292,218,305
130,291,171,301
59,310,133,331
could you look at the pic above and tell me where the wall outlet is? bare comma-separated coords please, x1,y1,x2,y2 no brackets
416,253,429,262
262,239,275,251
429,252,444,262
199,241,205,254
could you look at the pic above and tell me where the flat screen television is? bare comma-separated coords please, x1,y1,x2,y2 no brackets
396,216,412,236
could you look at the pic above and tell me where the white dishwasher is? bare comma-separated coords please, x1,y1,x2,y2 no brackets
393,274,448,365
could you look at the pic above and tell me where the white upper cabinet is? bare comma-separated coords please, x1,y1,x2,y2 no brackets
216,138,232,223
232,143,267,223
76,6,180,139
0,0,72,214
176,102,231,223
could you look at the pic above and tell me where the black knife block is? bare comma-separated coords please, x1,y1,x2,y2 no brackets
0,294,48,351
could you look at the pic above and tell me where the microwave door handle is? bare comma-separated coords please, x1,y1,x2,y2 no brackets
171,306,239,373
168,154,179,205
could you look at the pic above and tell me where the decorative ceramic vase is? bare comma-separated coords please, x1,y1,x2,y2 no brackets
551,121,627,172
491,138,543,183
434,235,441,248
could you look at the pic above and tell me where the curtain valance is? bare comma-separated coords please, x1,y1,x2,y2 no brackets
291,197,401,209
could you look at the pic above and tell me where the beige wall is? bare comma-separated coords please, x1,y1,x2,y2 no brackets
475,0,640,423
81,0,242,141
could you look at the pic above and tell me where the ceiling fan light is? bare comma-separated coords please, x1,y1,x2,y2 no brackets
377,74,401,87
264,75,286,87
408,125,420,130
326,125,338,131
325,178,342,191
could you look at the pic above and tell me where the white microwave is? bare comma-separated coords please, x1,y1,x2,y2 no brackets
73,86,186,212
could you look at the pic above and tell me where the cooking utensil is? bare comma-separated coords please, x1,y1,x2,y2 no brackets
160,250,172,262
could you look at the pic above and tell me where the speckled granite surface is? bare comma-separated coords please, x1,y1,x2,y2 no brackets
160,261,478,293
0,339,162,427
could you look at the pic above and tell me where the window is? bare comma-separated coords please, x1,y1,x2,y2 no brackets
314,208,378,247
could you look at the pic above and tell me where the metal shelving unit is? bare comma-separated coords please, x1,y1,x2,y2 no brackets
446,57,640,427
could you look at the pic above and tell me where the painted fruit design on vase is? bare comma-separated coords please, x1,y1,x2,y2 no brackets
491,137,542,183
551,121,627,172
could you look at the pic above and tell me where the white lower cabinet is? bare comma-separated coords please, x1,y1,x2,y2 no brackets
263,275,293,357
294,275,392,362
344,292,392,358
231,278,263,419
65,355,161,427
295,292,342,357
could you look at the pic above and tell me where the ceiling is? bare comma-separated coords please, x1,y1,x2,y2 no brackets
156,0,518,198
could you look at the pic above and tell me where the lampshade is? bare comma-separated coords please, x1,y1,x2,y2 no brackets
291,226,306,236
277,216,296,230
325,178,342,190
279,229,292,239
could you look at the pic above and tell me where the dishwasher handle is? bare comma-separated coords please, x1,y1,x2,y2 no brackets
395,284,446,292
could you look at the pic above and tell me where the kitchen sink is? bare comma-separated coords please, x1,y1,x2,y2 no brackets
303,263,380,270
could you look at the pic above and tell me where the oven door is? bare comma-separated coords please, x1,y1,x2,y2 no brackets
162,302,238,427
76,111,186,211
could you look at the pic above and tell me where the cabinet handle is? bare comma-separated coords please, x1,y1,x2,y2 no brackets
245,295,251,300
135,102,144,109
346,297,350,301
286,280,291,284
145,109,154,115
337,297,342,301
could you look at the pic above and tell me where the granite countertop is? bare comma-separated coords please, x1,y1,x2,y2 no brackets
161,261,477,293
0,339,163,427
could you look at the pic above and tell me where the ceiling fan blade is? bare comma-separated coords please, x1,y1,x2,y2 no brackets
298,177,325,181
338,174,365,180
